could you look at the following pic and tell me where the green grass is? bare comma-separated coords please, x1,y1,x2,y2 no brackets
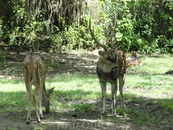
71,103,95,113
1,54,173,127
160,99,173,111
47,73,100,100
126,55,173,99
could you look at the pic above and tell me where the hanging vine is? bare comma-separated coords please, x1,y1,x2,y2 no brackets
26,0,88,31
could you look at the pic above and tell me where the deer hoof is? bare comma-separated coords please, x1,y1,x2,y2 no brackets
39,114,44,119
37,120,41,123
26,120,30,124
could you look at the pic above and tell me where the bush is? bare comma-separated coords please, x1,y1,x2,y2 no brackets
1,0,173,54
0,51,6,62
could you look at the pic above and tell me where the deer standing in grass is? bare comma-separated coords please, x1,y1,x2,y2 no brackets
89,18,126,116
23,54,55,124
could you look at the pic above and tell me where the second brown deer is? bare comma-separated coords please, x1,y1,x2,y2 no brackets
89,18,126,116
126,50,142,67
23,54,55,124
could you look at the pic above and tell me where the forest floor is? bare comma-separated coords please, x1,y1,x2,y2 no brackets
0,50,173,130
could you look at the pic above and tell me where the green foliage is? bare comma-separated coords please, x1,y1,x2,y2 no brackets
1,0,173,53
128,0,173,53
63,21,94,51
0,51,6,62
98,0,173,53
115,2,135,51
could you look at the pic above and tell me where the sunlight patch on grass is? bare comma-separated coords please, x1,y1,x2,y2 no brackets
134,56,173,74
126,70,173,99
0,78,25,92
126,74,173,89
48,73,100,100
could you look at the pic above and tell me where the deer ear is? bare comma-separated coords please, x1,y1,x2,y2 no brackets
98,51,104,55
47,87,55,95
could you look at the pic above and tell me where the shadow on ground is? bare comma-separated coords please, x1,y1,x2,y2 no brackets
0,89,173,130
0,51,173,129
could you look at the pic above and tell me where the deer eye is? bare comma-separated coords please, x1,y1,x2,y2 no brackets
106,57,109,60
106,56,116,63
106,56,113,62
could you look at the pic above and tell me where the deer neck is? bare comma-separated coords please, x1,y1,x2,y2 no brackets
97,60,112,73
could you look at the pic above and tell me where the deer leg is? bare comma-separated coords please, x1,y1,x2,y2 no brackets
34,67,42,123
38,88,43,118
26,92,32,124
100,81,106,115
33,92,41,123
119,75,125,109
111,82,117,116
25,77,32,124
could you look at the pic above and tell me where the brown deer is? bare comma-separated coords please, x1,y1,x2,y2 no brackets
89,18,126,116
126,50,142,67
23,54,55,124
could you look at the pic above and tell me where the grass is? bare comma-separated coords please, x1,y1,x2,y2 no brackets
47,73,100,99
0,54,173,127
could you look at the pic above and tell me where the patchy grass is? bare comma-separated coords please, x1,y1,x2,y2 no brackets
0,53,173,129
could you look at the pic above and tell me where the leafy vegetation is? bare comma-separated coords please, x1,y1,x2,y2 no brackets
1,0,173,54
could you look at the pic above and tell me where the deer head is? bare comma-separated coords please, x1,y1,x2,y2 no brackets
42,86,55,113
89,17,126,74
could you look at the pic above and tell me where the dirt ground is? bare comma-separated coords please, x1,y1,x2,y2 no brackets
0,50,173,130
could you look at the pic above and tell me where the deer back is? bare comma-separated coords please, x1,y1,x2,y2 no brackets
23,55,47,84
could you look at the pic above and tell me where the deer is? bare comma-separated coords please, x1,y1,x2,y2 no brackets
126,50,142,67
23,54,55,124
89,18,126,116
